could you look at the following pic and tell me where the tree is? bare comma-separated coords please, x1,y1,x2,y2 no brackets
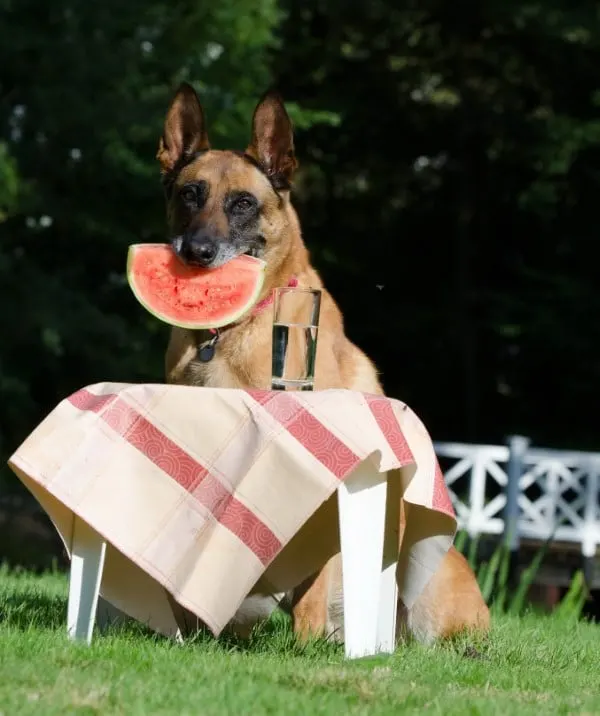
274,0,600,448
0,0,280,483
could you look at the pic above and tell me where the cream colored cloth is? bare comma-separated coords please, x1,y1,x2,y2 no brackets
8,383,456,637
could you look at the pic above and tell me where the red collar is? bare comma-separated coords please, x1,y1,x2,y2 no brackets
208,275,298,336
252,275,299,316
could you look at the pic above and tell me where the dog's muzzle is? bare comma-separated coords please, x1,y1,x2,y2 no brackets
171,232,263,269
173,232,219,268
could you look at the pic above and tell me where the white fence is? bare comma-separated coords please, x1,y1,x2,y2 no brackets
434,436,600,558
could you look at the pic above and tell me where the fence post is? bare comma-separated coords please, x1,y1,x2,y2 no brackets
581,463,598,588
504,435,530,576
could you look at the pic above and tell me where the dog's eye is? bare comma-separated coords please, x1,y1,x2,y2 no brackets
180,187,197,204
232,197,255,213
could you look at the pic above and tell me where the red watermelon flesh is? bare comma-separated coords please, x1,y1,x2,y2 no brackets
127,244,266,330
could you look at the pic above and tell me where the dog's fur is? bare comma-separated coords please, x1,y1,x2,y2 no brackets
158,82,490,645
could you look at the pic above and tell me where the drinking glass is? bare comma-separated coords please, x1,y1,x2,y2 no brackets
271,287,321,391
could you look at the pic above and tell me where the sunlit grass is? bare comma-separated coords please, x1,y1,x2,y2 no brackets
1,566,599,715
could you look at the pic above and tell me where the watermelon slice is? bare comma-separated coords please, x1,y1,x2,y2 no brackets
127,243,266,330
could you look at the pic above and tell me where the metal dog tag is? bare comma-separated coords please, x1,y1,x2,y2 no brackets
197,331,219,363
198,343,215,362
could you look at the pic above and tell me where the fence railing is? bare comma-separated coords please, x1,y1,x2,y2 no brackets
434,436,600,558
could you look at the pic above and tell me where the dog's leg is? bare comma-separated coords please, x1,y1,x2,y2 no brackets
291,563,333,642
396,546,490,644
227,593,284,638
165,328,197,385
326,544,490,646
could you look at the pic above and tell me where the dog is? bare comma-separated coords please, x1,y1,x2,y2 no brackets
157,82,490,645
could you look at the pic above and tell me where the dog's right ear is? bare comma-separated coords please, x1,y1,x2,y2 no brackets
157,82,210,174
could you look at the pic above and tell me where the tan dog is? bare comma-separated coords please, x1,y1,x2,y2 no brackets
158,82,489,645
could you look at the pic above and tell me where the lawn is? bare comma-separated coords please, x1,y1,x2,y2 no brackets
1,567,599,715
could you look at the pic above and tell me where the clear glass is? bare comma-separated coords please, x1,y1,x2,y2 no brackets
271,287,322,391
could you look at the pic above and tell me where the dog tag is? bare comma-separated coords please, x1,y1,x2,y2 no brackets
198,343,215,362
197,331,219,363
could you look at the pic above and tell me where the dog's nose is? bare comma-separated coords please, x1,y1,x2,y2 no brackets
193,241,217,265
181,235,218,268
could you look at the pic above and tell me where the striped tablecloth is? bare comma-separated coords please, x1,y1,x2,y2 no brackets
8,383,456,637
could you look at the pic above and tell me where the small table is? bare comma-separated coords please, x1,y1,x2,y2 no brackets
8,383,456,659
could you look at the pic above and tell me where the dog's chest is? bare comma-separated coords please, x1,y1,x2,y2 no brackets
186,353,245,389
184,334,271,390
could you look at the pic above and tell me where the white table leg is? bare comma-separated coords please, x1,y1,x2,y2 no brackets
67,516,106,644
376,565,398,653
338,461,389,658
377,472,400,652
377,544,398,650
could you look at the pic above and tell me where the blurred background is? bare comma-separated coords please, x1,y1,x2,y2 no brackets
1,1,600,571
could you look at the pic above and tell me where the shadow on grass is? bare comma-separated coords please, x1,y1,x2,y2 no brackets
0,590,67,632
0,588,491,663
182,611,343,659
441,629,492,661
0,566,488,661
0,579,340,659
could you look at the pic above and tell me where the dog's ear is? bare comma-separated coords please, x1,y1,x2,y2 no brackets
157,82,210,174
246,91,297,189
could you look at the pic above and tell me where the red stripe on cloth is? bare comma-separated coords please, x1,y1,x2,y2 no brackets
101,397,208,492
246,391,360,479
433,461,455,518
245,389,272,406
365,395,414,466
67,388,281,564
68,388,117,414
364,394,454,518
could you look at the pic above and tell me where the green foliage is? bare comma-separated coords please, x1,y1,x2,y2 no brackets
3,0,600,491
0,0,283,479
275,0,600,447
456,531,588,620
0,142,19,220
554,569,588,620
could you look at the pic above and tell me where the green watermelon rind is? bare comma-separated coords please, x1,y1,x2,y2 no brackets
126,243,267,330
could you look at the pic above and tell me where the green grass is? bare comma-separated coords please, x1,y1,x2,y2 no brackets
1,567,600,715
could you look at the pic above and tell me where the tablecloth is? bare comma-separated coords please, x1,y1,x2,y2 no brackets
8,383,456,637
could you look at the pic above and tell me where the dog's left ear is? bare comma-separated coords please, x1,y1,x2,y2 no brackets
246,91,298,190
